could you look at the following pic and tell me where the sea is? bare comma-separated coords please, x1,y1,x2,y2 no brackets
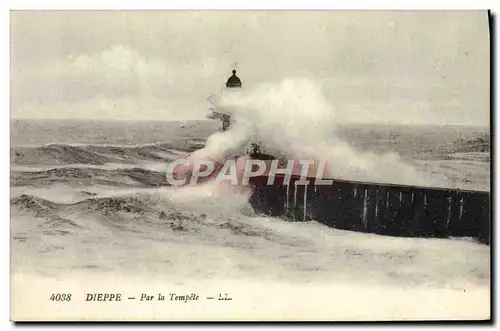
10,119,491,320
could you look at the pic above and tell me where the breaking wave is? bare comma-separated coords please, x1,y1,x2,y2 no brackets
11,140,205,166
202,79,436,187
11,167,170,188
10,190,267,242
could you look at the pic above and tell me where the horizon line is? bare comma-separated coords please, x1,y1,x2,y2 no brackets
9,117,491,128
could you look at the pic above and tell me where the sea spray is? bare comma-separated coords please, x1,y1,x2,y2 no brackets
203,77,435,187
165,180,254,217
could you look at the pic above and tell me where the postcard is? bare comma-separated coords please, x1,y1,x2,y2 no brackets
10,10,491,321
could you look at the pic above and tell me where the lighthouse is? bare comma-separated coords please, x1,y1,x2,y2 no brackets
221,70,242,130
226,69,242,88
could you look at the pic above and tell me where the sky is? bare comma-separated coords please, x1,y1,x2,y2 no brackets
10,10,490,125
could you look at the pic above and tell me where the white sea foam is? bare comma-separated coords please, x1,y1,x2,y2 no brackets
195,78,439,187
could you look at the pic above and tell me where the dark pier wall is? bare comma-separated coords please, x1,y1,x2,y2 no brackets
249,176,490,245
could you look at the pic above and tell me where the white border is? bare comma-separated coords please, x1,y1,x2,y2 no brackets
4,0,498,10
2,1,497,330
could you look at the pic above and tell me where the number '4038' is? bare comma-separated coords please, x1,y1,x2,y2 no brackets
50,293,72,301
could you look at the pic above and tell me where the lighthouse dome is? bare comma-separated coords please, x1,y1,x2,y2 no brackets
226,70,242,88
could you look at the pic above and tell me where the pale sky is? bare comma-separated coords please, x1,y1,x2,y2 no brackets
10,10,490,125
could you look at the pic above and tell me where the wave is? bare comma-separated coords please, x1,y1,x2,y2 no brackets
443,152,490,163
11,167,170,188
11,194,61,217
11,193,169,217
202,79,439,187
451,136,490,154
10,192,490,288
10,192,270,240
11,140,206,166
